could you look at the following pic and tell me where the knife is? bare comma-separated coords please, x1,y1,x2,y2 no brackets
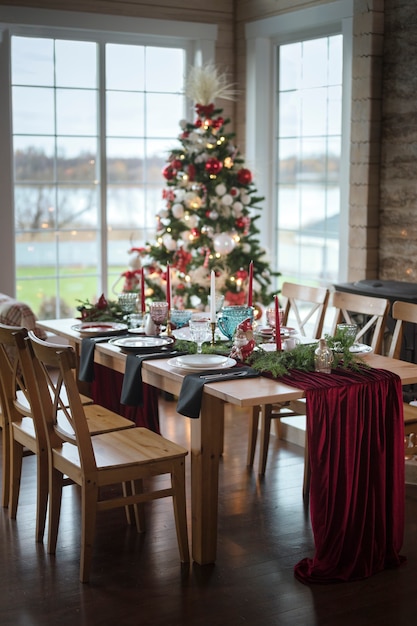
200,370,249,381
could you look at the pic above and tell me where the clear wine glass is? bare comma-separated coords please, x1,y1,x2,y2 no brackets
189,318,209,354
149,301,169,335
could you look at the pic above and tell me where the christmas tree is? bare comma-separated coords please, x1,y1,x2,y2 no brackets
138,65,278,310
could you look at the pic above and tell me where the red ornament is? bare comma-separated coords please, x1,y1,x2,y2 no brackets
236,268,248,281
163,165,175,180
195,119,203,128
237,168,252,185
171,158,183,170
235,217,245,229
205,158,223,175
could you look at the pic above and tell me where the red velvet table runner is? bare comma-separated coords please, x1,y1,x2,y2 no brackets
278,366,405,584
91,363,160,433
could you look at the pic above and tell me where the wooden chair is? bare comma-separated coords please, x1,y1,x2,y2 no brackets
387,300,417,449
247,283,330,478
0,323,134,542
329,290,390,354
27,331,189,583
280,281,330,338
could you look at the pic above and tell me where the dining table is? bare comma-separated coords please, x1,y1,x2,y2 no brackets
37,318,417,579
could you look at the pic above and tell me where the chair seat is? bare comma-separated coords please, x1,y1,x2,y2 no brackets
83,404,134,435
54,427,187,476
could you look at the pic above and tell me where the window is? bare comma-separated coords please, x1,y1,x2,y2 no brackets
245,1,353,289
276,35,342,284
0,9,216,317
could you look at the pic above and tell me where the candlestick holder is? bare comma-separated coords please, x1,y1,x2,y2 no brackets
210,321,216,346
166,310,172,337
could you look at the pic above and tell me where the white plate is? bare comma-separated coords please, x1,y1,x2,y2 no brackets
71,321,128,336
176,354,228,368
349,343,372,354
108,336,174,351
167,355,236,372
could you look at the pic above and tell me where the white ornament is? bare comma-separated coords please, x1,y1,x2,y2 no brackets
162,234,177,251
213,232,236,255
240,193,251,205
215,183,227,196
187,214,199,229
233,201,243,216
172,203,185,219
174,189,186,202
180,230,191,247
221,194,233,206
209,210,219,220
158,208,169,218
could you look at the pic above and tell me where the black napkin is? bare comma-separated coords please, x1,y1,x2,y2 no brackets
120,350,188,406
176,365,260,419
79,337,107,382
78,334,131,382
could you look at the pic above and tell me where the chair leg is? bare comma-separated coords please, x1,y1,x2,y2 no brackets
131,479,146,533
1,419,10,508
35,450,49,543
80,481,99,583
47,466,64,555
247,405,260,467
8,438,23,519
171,459,189,563
258,405,273,476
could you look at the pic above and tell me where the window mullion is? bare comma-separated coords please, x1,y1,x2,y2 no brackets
98,40,107,296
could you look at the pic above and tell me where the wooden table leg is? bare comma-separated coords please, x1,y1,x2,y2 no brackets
190,393,224,564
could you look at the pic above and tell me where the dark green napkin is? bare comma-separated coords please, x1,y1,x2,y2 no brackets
176,365,260,418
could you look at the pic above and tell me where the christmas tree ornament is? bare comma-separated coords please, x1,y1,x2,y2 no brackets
205,157,223,175
172,203,185,218
237,168,253,185
213,232,236,255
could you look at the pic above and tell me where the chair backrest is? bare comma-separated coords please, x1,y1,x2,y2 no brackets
388,300,417,359
0,323,31,426
27,331,97,473
330,291,390,354
280,282,330,338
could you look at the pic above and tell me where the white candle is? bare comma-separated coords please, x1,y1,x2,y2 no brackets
210,271,216,323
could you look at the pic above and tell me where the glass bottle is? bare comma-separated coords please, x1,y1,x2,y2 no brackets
314,338,334,374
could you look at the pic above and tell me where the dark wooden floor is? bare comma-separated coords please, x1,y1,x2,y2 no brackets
1,397,417,626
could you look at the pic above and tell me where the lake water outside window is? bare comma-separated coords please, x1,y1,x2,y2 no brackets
276,34,342,286
12,35,186,317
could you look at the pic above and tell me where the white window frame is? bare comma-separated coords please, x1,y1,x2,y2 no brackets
0,6,217,297
245,0,353,284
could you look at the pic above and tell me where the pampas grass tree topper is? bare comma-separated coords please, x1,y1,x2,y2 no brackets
186,63,236,105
